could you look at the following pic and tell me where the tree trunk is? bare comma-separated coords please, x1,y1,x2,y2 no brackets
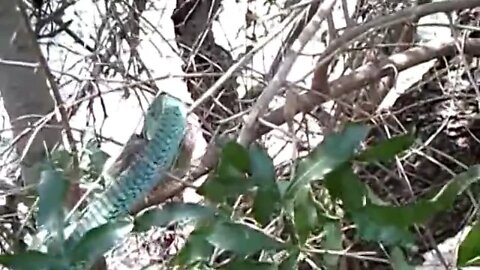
0,1,62,186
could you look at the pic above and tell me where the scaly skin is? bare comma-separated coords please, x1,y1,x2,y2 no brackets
66,93,188,244
28,93,188,270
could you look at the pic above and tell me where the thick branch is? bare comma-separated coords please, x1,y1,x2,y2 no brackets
258,38,480,137
154,38,480,205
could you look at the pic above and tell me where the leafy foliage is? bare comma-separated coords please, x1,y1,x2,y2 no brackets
66,217,134,267
3,122,480,270
36,163,70,253
457,222,480,267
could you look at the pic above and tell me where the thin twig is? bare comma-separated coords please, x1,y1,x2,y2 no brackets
184,38,480,192
237,0,337,146
187,8,303,114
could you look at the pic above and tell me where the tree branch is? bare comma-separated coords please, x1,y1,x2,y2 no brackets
236,0,337,146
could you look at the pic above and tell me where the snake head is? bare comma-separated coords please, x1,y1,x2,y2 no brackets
142,92,188,140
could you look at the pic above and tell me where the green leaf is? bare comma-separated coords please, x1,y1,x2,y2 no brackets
222,141,251,173
83,139,110,178
390,247,415,270
287,123,370,198
249,145,280,225
197,174,252,204
351,207,414,246
351,165,480,245
221,259,278,270
356,133,414,162
457,222,480,267
133,202,217,232
293,186,318,244
198,141,252,204
324,164,366,211
37,164,69,242
174,225,214,266
0,251,65,270
68,217,133,266
323,222,343,269
427,165,480,210
206,221,283,256
249,144,276,187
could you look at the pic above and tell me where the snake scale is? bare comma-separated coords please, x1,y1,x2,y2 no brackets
66,92,188,244
31,92,189,269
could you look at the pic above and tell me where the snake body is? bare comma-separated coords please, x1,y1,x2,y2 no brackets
67,93,188,243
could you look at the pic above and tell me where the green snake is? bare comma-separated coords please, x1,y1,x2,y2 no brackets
68,92,187,240
33,92,189,269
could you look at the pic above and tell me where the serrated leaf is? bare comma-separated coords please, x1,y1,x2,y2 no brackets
174,225,214,266
249,145,280,225
457,222,480,267
0,251,65,270
287,123,370,198
323,222,343,269
221,258,278,270
206,221,283,256
356,133,414,162
133,202,216,232
68,217,133,266
37,164,69,240
293,186,318,244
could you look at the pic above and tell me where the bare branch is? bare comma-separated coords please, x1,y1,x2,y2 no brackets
237,0,337,146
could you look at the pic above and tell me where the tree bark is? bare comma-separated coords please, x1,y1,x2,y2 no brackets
0,1,62,186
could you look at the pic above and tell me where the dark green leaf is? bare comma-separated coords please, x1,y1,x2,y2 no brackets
197,174,252,204
221,258,278,270
457,222,480,267
323,222,343,269
68,217,133,266
351,207,414,246
222,141,251,173
206,221,283,256
249,144,276,188
133,202,217,232
426,165,480,210
351,165,480,245
174,225,214,266
0,251,65,270
249,145,281,225
287,123,370,197
37,164,69,238
293,186,318,244
78,138,110,180
198,142,252,204
356,133,414,162
252,189,281,226
324,164,366,211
